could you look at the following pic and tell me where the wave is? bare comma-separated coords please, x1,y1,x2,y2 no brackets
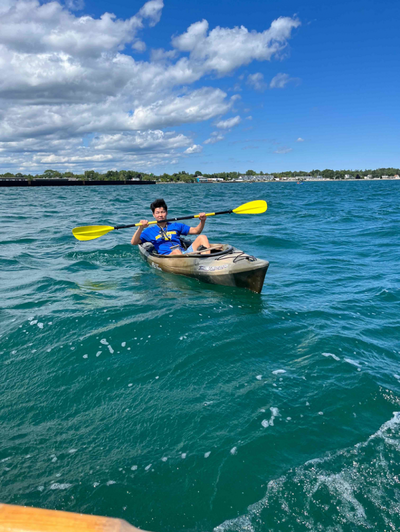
215,412,400,531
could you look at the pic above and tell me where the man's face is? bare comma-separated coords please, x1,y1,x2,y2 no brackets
153,207,167,222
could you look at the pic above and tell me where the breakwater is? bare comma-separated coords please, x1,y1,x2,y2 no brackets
0,179,155,187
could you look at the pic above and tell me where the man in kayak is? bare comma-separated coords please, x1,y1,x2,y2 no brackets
131,198,210,255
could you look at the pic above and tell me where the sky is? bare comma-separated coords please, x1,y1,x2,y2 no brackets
0,0,399,175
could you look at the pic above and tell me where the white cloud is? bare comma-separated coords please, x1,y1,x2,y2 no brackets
129,88,233,130
296,137,305,142
270,72,300,89
172,17,300,76
65,0,85,11
204,132,224,145
138,0,164,27
92,130,191,153
132,40,146,52
274,147,292,154
0,1,300,172
215,115,241,129
184,144,203,154
247,73,267,91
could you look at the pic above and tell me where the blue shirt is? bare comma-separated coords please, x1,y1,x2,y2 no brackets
140,222,190,255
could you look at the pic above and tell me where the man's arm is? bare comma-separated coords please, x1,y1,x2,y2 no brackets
131,220,149,245
188,213,207,235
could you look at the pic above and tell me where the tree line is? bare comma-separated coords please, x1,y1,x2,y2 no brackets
1,167,400,182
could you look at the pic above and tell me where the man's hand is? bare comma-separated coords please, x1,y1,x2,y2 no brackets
198,213,207,222
131,220,149,245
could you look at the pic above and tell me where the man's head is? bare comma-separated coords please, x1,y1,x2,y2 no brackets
150,198,168,223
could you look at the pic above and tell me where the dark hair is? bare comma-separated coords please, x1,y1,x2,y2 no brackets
150,199,168,213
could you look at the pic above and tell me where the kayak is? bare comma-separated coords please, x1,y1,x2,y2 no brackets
138,241,269,293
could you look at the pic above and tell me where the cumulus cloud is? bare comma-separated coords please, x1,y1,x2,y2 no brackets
129,88,233,130
215,115,241,129
247,73,267,91
270,72,300,89
184,144,203,154
137,0,164,27
296,137,305,142
0,1,300,172
172,16,300,76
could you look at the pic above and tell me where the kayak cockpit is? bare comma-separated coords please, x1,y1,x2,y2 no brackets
140,240,234,259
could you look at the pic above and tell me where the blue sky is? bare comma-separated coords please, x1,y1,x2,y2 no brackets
0,0,399,174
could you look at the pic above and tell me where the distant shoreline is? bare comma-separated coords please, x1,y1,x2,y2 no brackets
1,177,399,187
158,177,400,184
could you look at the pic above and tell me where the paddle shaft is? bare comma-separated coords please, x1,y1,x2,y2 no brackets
114,210,233,230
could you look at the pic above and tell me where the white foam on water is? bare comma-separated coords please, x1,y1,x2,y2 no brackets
261,419,269,428
204,452,211,458
155,376,159,379
394,374,400,380
28,316,34,321
50,455,57,462
121,342,126,347
256,375,262,380
37,323,43,329
106,480,116,486
230,447,238,455
322,352,340,361
181,453,187,459
131,465,138,471
128,383,133,387
30,320,37,325
145,464,152,471
49,483,71,490
83,354,88,359
37,486,44,492
344,358,362,368
1,457,11,463
215,412,400,532
100,339,108,345
96,351,102,357
272,369,286,375
93,482,100,487
107,345,114,354
161,457,168,462
68,449,77,454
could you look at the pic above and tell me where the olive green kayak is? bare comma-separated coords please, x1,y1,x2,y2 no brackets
138,242,269,293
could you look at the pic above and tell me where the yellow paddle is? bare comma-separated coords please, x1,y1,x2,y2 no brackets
72,200,267,241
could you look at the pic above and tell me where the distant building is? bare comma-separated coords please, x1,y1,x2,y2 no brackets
237,174,274,181
196,177,224,183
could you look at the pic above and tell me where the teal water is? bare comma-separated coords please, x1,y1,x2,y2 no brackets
1,182,400,531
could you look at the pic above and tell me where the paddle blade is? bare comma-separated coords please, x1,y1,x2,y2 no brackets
72,225,115,241
233,200,267,215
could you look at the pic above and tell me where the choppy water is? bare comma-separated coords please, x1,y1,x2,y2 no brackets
1,181,400,532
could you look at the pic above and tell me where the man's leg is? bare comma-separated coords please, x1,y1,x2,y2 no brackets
191,234,210,253
170,248,183,255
